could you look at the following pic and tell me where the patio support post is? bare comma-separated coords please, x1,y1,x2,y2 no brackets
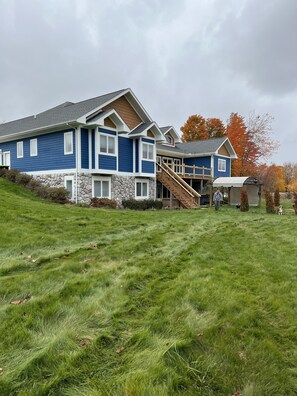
210,184,213,207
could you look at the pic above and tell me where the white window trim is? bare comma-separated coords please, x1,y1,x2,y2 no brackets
99,133,117,156
135,179,149,199
17,141,24,158
142,141,155,162
218,158,226,172
64,131,73,155
64,176,74,201
92,176,111,198
3,151,10,167
30,138,38,157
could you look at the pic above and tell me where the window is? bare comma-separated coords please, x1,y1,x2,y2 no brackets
30,138,38,156
135,179,149,199
100,134,115,155
17,141,23,158
218,159,226,172
64,176,74,200
64,132,73,155
166,134,174,145
3,151,10,168
142,142,154,160
93,177,111,198
174,159,182,173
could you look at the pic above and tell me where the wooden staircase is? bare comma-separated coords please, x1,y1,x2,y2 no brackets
156,162,200,209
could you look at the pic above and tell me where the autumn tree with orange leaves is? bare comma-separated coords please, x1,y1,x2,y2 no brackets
225,113,249,176
181,115,208,141
206,118,226,138
256,164,285,191
181,115,225,141
181,111,278,177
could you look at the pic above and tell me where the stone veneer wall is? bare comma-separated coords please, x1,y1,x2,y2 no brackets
111,175,156,204
33,173,156,204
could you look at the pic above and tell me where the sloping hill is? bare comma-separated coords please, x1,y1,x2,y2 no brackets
0,178,296,395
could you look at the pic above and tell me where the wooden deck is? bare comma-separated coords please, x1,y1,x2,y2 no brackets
157,162,212,180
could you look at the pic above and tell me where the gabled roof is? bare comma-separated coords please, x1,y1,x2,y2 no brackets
129,122,155,136
157,137,237,158
128,122,165,142
160,126,172,134
160,126,181,143
0,88,152,139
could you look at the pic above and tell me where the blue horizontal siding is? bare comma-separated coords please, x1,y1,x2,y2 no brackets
142,137,155,144
142,160,154,174
118,137,133,172
184,156,211,176
98,128,116,136
81,128,89,169
213,155,231,177
0,129,76,172
99,154,116,170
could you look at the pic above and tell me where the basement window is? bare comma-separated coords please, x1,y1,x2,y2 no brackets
64,176,74,201
93,176,111,198
135,179,149,199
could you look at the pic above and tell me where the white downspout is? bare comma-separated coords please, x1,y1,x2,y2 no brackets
75,127,79,204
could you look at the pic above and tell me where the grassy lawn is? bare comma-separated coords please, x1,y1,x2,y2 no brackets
0,178,296,396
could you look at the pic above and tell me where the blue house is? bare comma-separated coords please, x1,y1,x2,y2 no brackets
0,89,236,207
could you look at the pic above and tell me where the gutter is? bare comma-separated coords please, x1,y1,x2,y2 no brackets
0,121,81,143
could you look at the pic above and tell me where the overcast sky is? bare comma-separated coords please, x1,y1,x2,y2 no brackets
0,0,296,164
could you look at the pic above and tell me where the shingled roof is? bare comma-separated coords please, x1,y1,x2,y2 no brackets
157,137,237,157
0,89,128,138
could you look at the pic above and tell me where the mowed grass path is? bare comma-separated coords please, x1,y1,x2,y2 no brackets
0,178,296,396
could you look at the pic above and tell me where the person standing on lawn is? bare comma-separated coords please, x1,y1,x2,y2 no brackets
213,188,223,211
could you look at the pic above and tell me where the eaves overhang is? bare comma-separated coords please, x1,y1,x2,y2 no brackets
0,121,81,143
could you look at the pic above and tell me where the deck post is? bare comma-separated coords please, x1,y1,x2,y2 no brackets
258,184,262,207
210,184,213,207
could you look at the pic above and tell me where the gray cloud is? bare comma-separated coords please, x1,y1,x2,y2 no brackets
0,0,296,163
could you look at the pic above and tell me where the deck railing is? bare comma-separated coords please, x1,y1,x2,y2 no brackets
157,162,212,179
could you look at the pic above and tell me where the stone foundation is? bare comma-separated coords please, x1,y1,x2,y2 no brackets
32,172,156,204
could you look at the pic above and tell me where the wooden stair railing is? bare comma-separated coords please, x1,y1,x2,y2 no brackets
156,162,200,209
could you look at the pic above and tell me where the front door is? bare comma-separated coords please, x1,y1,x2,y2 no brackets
3,152,10,168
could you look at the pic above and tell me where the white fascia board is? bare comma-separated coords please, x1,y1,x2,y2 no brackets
152,124,166,142
164,127,182,143
125,89,152,122
77,88,152,128
156,148,215,158
156,149,184,158
27,169,77,175
76,89,131,124
215,138,238,159
129,122,165,142
91,109,130,133
0,121,81,143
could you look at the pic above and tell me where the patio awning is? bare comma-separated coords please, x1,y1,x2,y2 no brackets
213,177,259,188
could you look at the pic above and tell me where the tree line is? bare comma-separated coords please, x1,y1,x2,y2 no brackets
180,112,296,192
